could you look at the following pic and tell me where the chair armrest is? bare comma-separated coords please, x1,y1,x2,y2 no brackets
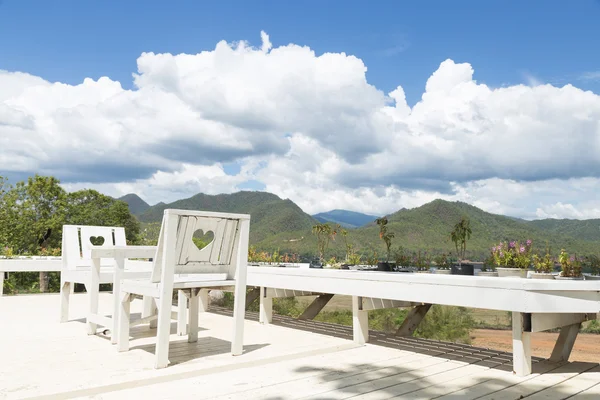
90,245,157,259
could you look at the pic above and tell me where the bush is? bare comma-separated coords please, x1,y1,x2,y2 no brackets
414,305,474,344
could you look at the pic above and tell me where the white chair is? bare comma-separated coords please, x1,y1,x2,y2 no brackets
59,225,185,344
117,209,250,369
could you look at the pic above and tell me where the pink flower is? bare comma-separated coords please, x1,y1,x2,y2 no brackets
500,251,504,257
509,241,515,248
526,239,532,246
520,246,525,253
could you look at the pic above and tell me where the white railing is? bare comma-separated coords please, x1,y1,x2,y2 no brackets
0,256,63,295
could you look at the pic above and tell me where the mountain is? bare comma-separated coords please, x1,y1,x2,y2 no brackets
528,219,600,242
138,191,318,244
118,194,150,216
258,199,599,260
312,209,379,228
344,199,599,260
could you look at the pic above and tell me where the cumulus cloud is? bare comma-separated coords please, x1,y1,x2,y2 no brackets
1,33,600,218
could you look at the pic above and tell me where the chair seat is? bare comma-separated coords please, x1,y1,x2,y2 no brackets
121,276,235,298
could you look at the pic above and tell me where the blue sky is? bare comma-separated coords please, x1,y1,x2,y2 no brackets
1,0,599,105
2,0,600,218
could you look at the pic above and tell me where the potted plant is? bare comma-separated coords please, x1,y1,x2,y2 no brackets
493,240,532,278
376,217,395,271
311,223,337,265
450,217,474,275
394,246,414,272
476,251,498,277
531,245,555,279
434,252,451,274
583,255,600,280
557,249,584,280
413,250,431,273
366,250,379,271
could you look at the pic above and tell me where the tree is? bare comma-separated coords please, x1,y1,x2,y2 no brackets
311,223,338,262
450,216,472,266
376,217,395,262
0,175,141,294
65,189,140,243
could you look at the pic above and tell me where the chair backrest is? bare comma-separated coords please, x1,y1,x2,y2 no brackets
61,225,127,269
150,209,251,283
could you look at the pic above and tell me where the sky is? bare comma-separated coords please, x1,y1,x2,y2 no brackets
1,0,600,219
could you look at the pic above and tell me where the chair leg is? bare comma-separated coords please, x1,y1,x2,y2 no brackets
188,290,199,343
177,290,187,336
117,293,131,352
60,279,71,323
87,258,101,335
143,296,158,329
231,282,247,356
154,292,173,369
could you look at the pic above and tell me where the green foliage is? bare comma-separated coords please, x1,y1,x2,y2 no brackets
394,246,411,267
559,249,583,277
312,223,338,262
376,217,394,262
450,216,471,264
434,252,452,270
415,305,474,344
0,175,140,294
532,243,554,273
584,255,600,276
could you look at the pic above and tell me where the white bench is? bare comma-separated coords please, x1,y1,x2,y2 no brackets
248,267,600,376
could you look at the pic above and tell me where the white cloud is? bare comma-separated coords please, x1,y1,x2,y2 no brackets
2,33,600,219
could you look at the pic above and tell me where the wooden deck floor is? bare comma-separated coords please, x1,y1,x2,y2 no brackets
1,294,599,400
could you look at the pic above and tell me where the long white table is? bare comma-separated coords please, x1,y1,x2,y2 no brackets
247,266,600,376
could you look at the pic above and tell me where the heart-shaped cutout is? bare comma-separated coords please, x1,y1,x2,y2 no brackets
192,230,214,250
89,236,105,246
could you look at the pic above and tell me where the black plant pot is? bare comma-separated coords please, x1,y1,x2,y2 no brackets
451,263,474,276
341,264,351,270
377,262,392,271
309,259,323,269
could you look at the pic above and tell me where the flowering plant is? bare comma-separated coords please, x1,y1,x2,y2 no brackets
491,239,533,269
559,249,583,278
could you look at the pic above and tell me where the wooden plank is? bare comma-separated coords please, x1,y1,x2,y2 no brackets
526,365,600,399
396,304,432,337
549,323,581,363
259,286,273,324
531,312,594,332
298,293,334,320
513,311,532,376
352,296,368,345
361,297,417,310
477,362,598,400
245,287,261,309
265,288,318,297
435,361,563,399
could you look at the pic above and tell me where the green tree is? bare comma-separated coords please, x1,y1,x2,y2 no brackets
450,216,472,266
311,223,338,262
65,189,140,243
0,175,141,294
376,217,395,262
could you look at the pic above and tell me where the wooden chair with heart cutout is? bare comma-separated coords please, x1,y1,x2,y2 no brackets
59,225,186,344
117,209,251,369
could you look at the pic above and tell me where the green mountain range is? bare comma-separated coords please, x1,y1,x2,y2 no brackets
117,194,150,215
135,191,317,244
119,192,600,261
313,209,379,228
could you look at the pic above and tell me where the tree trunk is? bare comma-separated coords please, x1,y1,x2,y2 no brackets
39,272,48,293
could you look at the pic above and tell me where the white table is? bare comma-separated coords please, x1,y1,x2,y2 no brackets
247,267,600,376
